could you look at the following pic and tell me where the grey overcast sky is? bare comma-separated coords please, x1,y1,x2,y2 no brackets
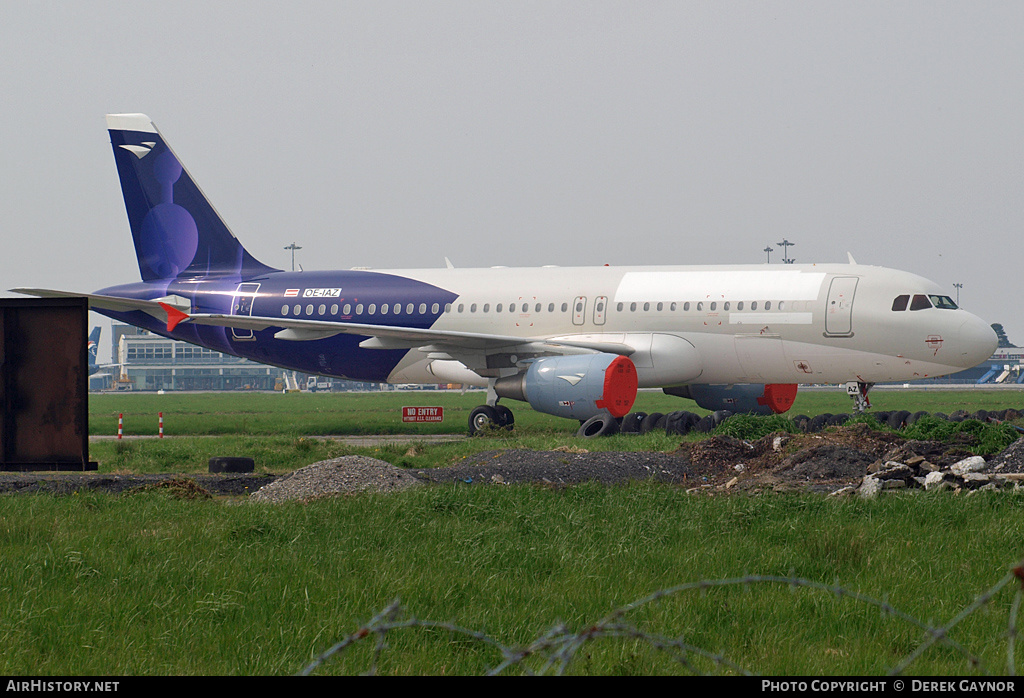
2,2,1022,357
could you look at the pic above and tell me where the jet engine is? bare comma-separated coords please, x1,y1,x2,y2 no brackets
664,383,797,415
494,353,638,421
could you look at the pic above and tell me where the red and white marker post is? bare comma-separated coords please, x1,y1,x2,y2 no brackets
159,412,164,438
117,413,123,439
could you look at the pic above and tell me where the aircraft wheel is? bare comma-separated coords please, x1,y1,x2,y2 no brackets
577,413,620,438
469,405,500,435
494,405,515,430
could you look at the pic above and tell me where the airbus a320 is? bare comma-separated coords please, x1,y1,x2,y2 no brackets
15,114,997,435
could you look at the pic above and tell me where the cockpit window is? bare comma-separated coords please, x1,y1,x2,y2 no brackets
909,294,932,311
929,295,958,310
892,295,909,311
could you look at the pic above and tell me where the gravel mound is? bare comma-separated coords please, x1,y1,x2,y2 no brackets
249,456,424,502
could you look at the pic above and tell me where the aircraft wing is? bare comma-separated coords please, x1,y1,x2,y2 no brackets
185,312,636,357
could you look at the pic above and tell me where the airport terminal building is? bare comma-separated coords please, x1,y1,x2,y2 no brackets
110,324,276,391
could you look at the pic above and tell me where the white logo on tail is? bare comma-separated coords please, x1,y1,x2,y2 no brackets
118,142,157,159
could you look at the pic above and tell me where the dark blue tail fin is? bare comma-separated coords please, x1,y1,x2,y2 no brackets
87,326,100,362
87,326,100,374
106,114,279,281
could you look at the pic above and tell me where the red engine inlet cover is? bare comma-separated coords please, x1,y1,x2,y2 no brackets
595,355,638,418
758,383,798,414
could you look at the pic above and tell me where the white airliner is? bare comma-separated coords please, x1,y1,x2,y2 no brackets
14,114,997,434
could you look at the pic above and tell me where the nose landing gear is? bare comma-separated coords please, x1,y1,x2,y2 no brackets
845,381,873,413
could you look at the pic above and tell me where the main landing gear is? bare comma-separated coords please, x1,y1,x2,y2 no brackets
468,377,516,435
468,404,514,435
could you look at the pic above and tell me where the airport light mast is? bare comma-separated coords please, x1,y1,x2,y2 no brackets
776,238,796,264
284,242,302,272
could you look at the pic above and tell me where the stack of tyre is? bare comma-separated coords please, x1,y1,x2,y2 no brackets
579,406,1023,438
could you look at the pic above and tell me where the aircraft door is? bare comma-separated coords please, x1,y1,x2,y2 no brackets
572,296,587,326
231,283,261,341
593,296,607,326
824,276,858,337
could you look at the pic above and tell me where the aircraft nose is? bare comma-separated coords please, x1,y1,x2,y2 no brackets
955,314,998,368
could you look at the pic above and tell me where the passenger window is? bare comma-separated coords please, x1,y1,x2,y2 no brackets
496,303,503,313
697,302,703,311
643,302,650,312
910,295,932,311
723,302,730,311
710,302,717,311
305,304,314,315
683,302,690,311
470,304,477,313
293,304,300,315
630,302,637,312
431,303,439,314
342,304,351,315
535,303,541,312
561,303,568,312
483,304,490,313
778,301,785,310
281,305,289,316
751,301,757,310
331,304,339,315
617,303,623,312
656,302,663,311
457,304,463,313
764,301,771,310
670,302,677,311
892,295,909,311
737,301,743,311
356,304,363,314
549,303,555,312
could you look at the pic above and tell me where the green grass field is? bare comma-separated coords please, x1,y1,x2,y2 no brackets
89,387,1024,438
1,485,1021,675
86,388,1024,474
0,388,1019,675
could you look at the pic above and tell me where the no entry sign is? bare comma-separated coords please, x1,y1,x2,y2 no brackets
402,406,444,423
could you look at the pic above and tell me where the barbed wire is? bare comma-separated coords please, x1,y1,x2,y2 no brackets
299,558,1024,676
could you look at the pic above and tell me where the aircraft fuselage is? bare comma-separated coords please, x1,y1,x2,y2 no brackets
94,261,995,390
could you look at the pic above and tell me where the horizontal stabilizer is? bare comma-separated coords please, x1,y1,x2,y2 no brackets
12,288,191,332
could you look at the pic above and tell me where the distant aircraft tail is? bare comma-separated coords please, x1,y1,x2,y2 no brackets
105,114,278,281
87,326,100,364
